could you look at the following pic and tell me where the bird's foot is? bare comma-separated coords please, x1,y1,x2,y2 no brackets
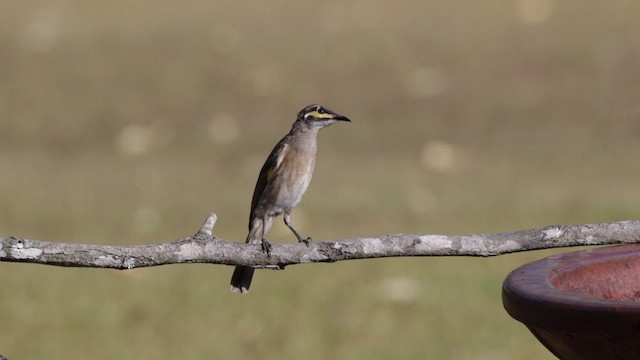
261,238,272,257
298,237,312,247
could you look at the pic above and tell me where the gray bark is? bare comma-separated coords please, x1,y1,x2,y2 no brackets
1,214,639,270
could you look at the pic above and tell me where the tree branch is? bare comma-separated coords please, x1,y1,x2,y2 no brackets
1,214,639,270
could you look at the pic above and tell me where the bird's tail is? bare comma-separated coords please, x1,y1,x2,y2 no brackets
230,266,254,294
230,221,263,294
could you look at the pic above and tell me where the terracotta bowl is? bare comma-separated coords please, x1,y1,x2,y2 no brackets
503,244,640,360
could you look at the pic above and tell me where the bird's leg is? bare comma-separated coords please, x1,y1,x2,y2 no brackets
260,217,272,257
284,212,311,246
261,239,272,257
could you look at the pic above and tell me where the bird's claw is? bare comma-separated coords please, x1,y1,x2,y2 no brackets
261,239,272,257
299,237,312,247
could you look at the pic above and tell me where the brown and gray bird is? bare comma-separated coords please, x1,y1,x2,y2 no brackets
230,104,350,293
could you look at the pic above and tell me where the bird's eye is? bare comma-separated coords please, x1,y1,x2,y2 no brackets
317,107,326,114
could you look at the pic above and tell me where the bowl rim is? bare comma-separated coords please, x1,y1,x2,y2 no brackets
503,244,640,332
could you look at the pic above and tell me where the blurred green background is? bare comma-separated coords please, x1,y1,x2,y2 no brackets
1,0,639,358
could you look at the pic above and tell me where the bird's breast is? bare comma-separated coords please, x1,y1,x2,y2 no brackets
274,146,315,210
253,133,319,218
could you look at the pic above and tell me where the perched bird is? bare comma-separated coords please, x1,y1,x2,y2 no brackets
230,104,350,293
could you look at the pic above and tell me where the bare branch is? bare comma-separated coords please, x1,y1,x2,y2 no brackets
1,214,639,270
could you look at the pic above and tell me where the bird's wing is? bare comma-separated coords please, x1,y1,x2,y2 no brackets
248,137,289,228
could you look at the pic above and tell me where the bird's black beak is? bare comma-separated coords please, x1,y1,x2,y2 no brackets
333,114,351,122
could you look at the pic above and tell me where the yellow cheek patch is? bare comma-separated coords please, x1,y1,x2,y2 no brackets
305,111,333,119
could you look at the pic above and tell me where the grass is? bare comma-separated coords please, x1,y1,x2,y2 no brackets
1,0,640,358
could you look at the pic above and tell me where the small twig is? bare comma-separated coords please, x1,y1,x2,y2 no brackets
1,214,639,269
195,213,217,237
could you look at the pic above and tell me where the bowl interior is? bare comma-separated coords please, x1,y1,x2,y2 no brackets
548,252,640,302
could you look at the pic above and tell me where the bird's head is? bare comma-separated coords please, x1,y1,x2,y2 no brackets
295,104,350,129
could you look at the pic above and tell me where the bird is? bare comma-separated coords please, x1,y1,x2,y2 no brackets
230,104,350,294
